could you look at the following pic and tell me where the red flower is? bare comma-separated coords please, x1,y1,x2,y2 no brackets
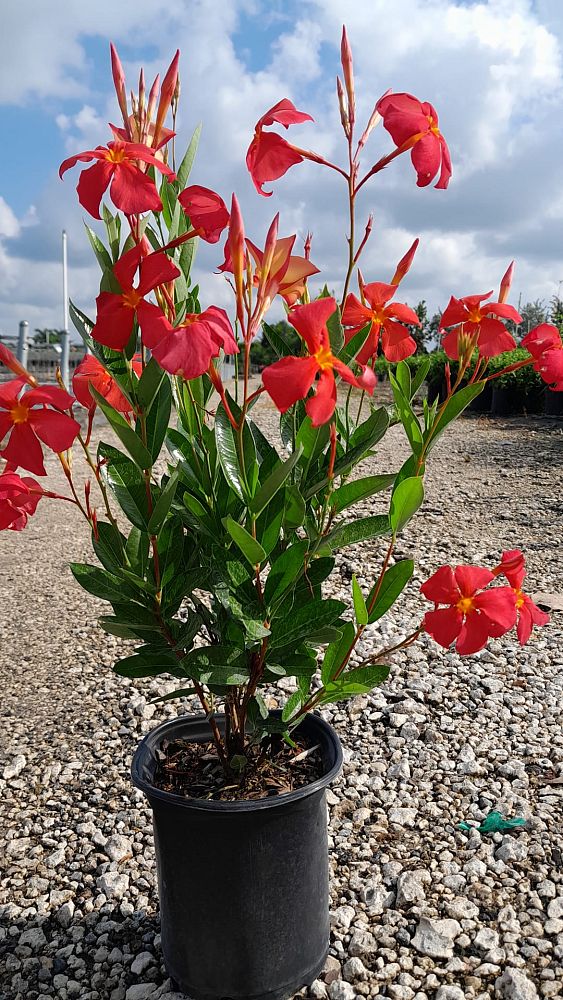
262,297,376,427
178,186,230,244
0,379,80,476
440,292,521,359
376,92,452,189
72,354,139,414
246,99,314,197
0,471,43,531
142,306,238,380
421,564,517,655
246,235,319,307
92,245,180,351
59,140,175,219
492,549,550,645
522,324,563,391
342,282,419,363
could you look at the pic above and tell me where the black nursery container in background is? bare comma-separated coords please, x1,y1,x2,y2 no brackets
132,714,343,1000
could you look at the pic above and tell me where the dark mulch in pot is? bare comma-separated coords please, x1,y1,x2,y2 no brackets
154,735,324,801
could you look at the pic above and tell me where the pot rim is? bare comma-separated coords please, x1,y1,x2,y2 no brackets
131,710,343,813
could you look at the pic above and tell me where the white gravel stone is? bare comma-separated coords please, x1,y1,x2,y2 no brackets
329,982,356,1000
547,898,563,920
125,986,158,1000
395,869,430,907
412,916,461,959
342,957,368,981
331,905,356,929
104,833,132,861
436,987,465,1000
348,928,376,957
130,950,155,975
3,755,26,780
19,927,47,949
495,968,540,999
96,871,130,898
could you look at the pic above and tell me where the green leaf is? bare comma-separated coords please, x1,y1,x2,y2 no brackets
395,360,412,400
330,474,395,513
262,321,295,357
367,559,414,624
390,373,423,454
137,357,165,409
148,472,179,534
269,598,346,650
99,444,149,530
151,687,197,704
176,123,202,190
264,539,309,605
426,383,484,450
143,375,172,462
327,306,344,354
411,357,431,397
282,689,304,722
92,521,126,574
125,526,149,576
181,645,247,683
215,403,245,501
250,446,303,515
320,663,390,702
91,387,153,469
389,476,424,534
321,621,355,685
326,514,389,550
84,223,113,271
70,563,140,604
224,515,266,566
283,485,306,529
113,648,180,678
339,322,372,366
352,575,368,626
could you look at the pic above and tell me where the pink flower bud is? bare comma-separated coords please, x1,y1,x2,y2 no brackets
498,260,515,304
340,26,355,128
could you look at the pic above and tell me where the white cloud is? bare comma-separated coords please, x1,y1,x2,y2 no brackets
2,0,563,338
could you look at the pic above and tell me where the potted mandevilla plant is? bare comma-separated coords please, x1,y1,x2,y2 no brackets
0,28,559,1000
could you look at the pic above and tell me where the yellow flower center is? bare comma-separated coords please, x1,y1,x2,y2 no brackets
514,589,525,609
122,288,142,310
314,344,334,370
10,401,29,424
467,308,483,324
105,147,127,164
456,596,475,614
427,115,441,137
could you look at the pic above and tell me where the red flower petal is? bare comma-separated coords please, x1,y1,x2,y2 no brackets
109,161,163,216
380,322,417,362
262,356,319,413
178,185,230,244
435,135,452,190
480,301,522,324
473,586,517,631
26,385,75,410
76,160,114,220
477,318,516,358
92,292,135,350
442,327,462,360
306,368,337,426
137,251,180,296
456,611,491,655
258,99,314,129
246,132,303,197
362,282,397,309
453,565,494,597
440,296,467,329
420,565,459,604
1,422,46,476
423,606,463,648
411,133,441,188
288,298,337,355
29,409,81,452
342,294,372,329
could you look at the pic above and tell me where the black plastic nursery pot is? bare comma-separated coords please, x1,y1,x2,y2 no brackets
491,385,521,416
132,712,343,1000
545,389,563,416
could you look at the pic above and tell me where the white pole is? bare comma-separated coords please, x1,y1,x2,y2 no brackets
60,230,70,387
17,321,29,368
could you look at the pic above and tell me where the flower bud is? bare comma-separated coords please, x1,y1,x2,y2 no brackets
340,26,355,129
498,260,515,304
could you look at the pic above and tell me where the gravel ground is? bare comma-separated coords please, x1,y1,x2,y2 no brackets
1,395,563,1000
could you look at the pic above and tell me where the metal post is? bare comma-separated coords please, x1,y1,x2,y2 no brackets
17,321,29,368
60,229,70,387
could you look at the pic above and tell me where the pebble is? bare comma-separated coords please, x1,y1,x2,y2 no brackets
412,917,461,959
329,983,356,1000
395,869,430,907
3,754,26,780
104,834,132,861
495,968,540,998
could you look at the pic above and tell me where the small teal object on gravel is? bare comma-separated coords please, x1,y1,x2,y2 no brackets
458,810,527,834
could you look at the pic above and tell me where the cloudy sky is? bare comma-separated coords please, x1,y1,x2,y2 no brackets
2,0,563,340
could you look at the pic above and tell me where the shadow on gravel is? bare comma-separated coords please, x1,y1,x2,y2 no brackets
0,906,190,1000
